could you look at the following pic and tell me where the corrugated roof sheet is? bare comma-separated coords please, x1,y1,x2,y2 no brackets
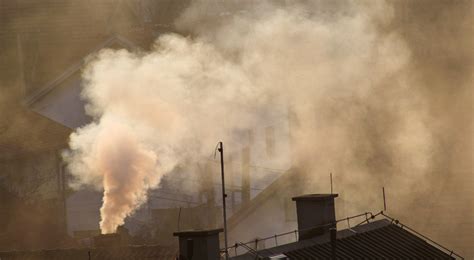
284,224,454,259
231,219,457,260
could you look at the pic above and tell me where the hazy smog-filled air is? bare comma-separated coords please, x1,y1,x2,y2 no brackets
64,0,472,247
67,0,417,233
0,0,472,258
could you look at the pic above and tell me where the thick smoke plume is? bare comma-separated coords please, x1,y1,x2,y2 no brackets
70,119,159,233
65,0,436,234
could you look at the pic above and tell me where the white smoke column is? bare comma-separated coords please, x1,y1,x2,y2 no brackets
67,116,162,233
65,36,258,233
65,0,433,233
96,119,158,233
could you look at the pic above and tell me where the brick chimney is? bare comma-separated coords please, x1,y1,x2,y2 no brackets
292,194,338,240
93,233,121,247
173,228,223,260
93,225,130,247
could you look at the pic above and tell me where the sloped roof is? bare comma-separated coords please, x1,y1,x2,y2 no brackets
0,0,191,159
24,34,138,107
231,219,458,260
0,0,152,161
0,245,178,260
284,224,454,259
0,0,190,91
0,35,139,160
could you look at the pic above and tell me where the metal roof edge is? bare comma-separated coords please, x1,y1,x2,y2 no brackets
230,218,393,260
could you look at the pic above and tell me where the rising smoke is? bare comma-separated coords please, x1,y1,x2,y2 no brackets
65,0,445,234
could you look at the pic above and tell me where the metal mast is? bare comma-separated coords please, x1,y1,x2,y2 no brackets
218,142,229,259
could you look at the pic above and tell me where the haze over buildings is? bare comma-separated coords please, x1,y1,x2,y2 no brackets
0,0,472,258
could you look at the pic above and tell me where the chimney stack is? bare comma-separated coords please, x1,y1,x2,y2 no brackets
173,229,223,260
93,225,130,247
330,227,337,260
292,194,338,240
93,233,122,247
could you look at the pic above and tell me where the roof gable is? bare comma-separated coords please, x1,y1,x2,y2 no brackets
24,35,138,129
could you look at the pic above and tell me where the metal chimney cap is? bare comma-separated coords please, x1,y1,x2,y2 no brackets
292,194,338,201
173,228,223,237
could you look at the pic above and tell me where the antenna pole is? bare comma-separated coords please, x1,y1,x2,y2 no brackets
330,172,333,194
218,142,229,259
382,187,387,211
